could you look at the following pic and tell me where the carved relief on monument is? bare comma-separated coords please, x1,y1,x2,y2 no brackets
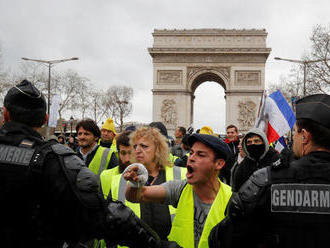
152,54,268,64
187,66,230,82
161,99,177,126
157,70,182,84
235,71,261,86
237,99,257,130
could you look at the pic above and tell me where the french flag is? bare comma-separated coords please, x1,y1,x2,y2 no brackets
255,90,296,144
275,136,287,153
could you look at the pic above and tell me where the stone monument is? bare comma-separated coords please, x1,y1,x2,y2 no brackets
148,29,271,134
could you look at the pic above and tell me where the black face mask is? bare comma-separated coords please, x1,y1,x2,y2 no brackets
246,144,265,160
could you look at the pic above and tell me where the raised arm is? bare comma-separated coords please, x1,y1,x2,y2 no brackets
123,164,166,203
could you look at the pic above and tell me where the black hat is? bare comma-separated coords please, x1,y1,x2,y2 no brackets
4,80,46,112
4,80,47,126
125,125,136,132
149,121,168,138
296,94,330,129
188,133,231,160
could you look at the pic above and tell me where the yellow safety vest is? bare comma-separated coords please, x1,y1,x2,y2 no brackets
168,180,232,248
109,165,187,219
168,153,179,164
88,146,113,178
110,141,117,155
99,166,121,199
99,165,187,248
98,139,117,154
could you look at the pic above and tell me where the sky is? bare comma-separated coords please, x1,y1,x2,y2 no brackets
0,0,329,134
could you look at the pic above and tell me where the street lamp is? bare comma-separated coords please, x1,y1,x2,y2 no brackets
274,57,323,96
21,57,79,119
69,116,74,135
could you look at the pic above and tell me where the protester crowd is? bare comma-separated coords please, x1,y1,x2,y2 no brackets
2,79,330,248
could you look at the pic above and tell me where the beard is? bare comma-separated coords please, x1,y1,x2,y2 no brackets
119,159,131,173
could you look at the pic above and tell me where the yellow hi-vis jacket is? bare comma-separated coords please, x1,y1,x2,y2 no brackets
101,165,187,219
99,165,187,248
98,139,118,156
168,180,232,248
168,153,179,164
88,146,113,177
99,166,121,199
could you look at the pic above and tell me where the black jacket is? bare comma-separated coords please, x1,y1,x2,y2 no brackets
232,146,279,192
0,122,109,247
0,122,164,248
231,128,280,192
209,151,330,248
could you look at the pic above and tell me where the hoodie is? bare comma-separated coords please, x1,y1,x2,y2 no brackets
231,128,280,192
242,128,269,161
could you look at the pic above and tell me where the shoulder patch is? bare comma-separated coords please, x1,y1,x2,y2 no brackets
51,143,75,155
19,139,35,148
0,144,35,166
272,158,281,168
271,184,330,214
271,158,289,170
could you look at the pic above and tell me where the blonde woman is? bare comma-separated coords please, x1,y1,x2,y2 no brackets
103,126,186,241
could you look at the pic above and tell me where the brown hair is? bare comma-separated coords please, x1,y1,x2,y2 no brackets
226,124,238,133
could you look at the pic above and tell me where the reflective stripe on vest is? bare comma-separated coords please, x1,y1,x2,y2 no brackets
110,141,117,154
112,166,187,220
89,146,112,177
168,153,179,164
168,180,232,248
100,166,120,199
111,173,141,218
98,138,117,152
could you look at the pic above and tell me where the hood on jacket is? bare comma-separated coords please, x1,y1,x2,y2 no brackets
242,128,269,161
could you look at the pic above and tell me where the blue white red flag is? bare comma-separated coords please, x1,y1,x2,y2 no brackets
275,136,287,153
255,90,296,144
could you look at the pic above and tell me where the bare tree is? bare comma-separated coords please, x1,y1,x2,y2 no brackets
53,70,89,129
103,86,133,131
0,44,13,105
0,81,14,106
306,24,330,93
267,64,305,103
83,89,108,124
69,78,94,121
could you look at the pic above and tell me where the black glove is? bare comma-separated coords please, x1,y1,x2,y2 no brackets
159,240,183,248
208,217,233,248
105,200,160,247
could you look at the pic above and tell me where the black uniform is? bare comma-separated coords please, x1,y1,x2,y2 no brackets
231,146,279,192
209,151,330,248
209,94,330,248
0,121,168,247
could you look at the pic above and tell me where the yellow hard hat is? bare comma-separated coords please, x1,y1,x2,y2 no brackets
101,117,116,134
199,126,214,135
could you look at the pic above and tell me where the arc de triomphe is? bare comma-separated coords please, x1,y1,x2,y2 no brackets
148,29,271,134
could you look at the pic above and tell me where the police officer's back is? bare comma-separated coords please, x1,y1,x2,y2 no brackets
209,94,330,248
0,80,179,248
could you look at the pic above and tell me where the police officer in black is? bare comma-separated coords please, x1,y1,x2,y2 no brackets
0,80,180,248
209,94,330,248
